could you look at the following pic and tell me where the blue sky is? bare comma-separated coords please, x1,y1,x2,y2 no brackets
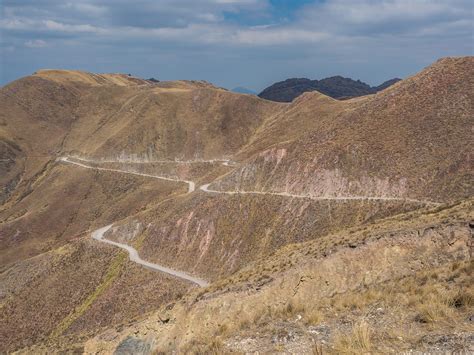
1,0,473,91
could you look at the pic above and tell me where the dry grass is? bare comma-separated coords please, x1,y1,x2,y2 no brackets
333,320,373,354
414,291,455,324
304,307,324,326
414,287,473,325
179,337,225,355
331,289,384,312
312,343,324,355
180,243,472,353
49,252,128,338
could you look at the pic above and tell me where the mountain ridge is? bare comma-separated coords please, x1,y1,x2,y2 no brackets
258,75,402,102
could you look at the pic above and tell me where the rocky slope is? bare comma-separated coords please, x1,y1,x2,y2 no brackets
258,75,401,102
32,199,474,353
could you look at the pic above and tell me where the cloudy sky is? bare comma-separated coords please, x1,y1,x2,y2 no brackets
1,0,473,90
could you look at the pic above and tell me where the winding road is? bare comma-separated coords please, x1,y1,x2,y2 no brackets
199,184,439,205
60,157,195,193
92,225,208,287
60,156,440,287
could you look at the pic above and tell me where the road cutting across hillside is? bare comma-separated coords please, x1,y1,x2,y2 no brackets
59,156,195,193
92,225,208,287
60,155,440,287
199,184,440,206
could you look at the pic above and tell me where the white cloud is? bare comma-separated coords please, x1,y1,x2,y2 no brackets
0,18,36,30
233,28,329,45
298,0,473,36
24,39,47,48
3,0,470,47
43,20,102,33
64,3,107,16
196,13,221,22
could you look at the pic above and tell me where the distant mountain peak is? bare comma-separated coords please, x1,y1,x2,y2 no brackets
259,75,402,102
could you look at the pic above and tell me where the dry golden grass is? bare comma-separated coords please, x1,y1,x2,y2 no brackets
414,287,473,325
200,258,472,353
179,337,225,355
312,343,324,355
333,320,373,354
304,307,324,326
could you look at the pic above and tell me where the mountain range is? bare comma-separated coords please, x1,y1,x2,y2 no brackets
258,75,402,102
0,57,472,353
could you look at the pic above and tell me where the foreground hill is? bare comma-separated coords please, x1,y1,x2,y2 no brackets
258,75,402,102
0,57,473,353
79,198,473,354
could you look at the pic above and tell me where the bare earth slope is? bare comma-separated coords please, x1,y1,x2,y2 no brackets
0,70,281,265
0,57,473,353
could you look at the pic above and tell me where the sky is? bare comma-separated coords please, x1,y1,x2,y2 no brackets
1,0,473,91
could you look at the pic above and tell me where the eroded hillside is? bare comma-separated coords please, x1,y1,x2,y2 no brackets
221,57,474,203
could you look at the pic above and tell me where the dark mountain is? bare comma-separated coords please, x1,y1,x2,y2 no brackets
258,75,402,102
374,78,402,91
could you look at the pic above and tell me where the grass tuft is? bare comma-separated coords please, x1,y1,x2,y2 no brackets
333,320,373,354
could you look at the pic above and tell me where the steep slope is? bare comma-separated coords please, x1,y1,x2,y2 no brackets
0,237,190,352
85,57,472,306
0,74,80,204
0,70,285,352
45,199,474,354
258,75,401,102
0,70,282,265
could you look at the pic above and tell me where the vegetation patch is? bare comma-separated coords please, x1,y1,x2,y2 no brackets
49,252,127,338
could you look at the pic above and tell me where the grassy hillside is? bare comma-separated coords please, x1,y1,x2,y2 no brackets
1,57,472,353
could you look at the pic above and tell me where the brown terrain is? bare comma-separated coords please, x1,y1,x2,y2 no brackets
0,57,473,353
